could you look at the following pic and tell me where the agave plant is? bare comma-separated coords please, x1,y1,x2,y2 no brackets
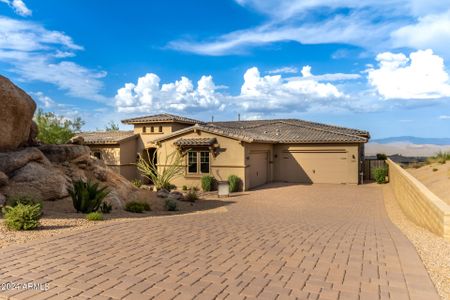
68,180,110,213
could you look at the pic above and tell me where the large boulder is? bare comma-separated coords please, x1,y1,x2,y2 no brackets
0,171,8,187
0,147,50,175
0,76,36,151
38,144,90,163
4,161,68,201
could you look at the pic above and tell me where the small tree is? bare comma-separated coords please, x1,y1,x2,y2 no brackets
35,109,85,144
136,148,186,190
105,121,120,131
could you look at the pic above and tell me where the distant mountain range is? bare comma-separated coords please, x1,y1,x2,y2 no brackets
371,136,450,145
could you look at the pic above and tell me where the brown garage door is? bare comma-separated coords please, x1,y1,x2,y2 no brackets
249,152,268,188
279,150,348,184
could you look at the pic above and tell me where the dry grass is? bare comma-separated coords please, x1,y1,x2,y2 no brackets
383,184,450,300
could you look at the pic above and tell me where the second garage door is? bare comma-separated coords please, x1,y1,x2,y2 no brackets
279,150,349,184
249,152,268,189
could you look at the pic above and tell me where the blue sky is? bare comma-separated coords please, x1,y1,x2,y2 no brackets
1,0,450,138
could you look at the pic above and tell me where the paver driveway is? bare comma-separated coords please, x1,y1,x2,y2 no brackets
0,184,440,300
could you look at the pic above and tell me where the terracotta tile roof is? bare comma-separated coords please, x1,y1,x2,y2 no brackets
79,131,137,144
121,113,202,125
155,120,369,144
174,137,217,147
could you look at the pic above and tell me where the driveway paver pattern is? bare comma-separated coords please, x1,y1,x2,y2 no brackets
0,184,440,300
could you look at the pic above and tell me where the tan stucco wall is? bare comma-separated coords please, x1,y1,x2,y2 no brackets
273,144,360,184
387,159,450,240
88,145,121,165
119,138,138,180
86,138,138,181
157,130,246,190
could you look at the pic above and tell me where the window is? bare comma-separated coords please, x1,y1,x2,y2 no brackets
93,151,102,160
150,126,154,133
142,126,146,133
188,151,197,174
159,126,163,132
187,151,210,174
200,151,210,173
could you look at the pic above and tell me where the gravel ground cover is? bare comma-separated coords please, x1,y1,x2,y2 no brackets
0,191,229,249
383,184,450,300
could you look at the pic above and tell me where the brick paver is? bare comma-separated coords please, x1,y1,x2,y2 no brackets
0,184,440,299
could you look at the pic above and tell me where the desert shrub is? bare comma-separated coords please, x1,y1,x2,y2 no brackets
228,175,241,193
131,179,142,188
68,180,110,213
86,212,103,221
136,149,186,190
142,202,151,211
6,195,42,210
201,175,215,192
432,168,438,172
125,201,145,213
100,202,112,213
376,153,387,160
191,186,199,192
166,184,177,191
182,185,188,191
165,199,178,211
427,151,450,164
372,167,388,184
3,204,42,231
185,189,199,202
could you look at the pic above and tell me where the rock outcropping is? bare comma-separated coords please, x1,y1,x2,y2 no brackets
0,76,137,206
0,75,36,151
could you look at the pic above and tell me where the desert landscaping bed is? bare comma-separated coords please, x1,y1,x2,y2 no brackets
383,184,450,300
405,162,450,206
0,190,229,249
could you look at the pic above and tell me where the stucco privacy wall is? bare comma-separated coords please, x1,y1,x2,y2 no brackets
157,130,246,189
387,159,450,240
119,138,138,180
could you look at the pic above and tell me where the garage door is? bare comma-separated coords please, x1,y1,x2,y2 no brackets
279,150,348,184
249,152,268,188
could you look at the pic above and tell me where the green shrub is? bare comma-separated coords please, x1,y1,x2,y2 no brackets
6,195,42,210
185,189,199,202
131,179,142,188
3,204,42,231
142,202,151,211
228,175,241,193
86,212,103,221
165,199,178,211
125,201,145,213
201,175,215,192
376,153,387,160
100,202,112,213
182,185,188,191
68,180,110,213
372,167,388,184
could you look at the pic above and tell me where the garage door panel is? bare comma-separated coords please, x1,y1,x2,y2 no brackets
279,151,348,184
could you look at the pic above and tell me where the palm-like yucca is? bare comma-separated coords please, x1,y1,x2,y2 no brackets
136,148,186,190
68,180,110,213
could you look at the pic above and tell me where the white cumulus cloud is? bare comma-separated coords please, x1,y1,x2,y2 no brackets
0,0,32,16
367,49,450,99
116,66,349,114
115,74,225,113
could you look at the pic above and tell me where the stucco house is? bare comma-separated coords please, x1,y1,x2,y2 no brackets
81,113,369,190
